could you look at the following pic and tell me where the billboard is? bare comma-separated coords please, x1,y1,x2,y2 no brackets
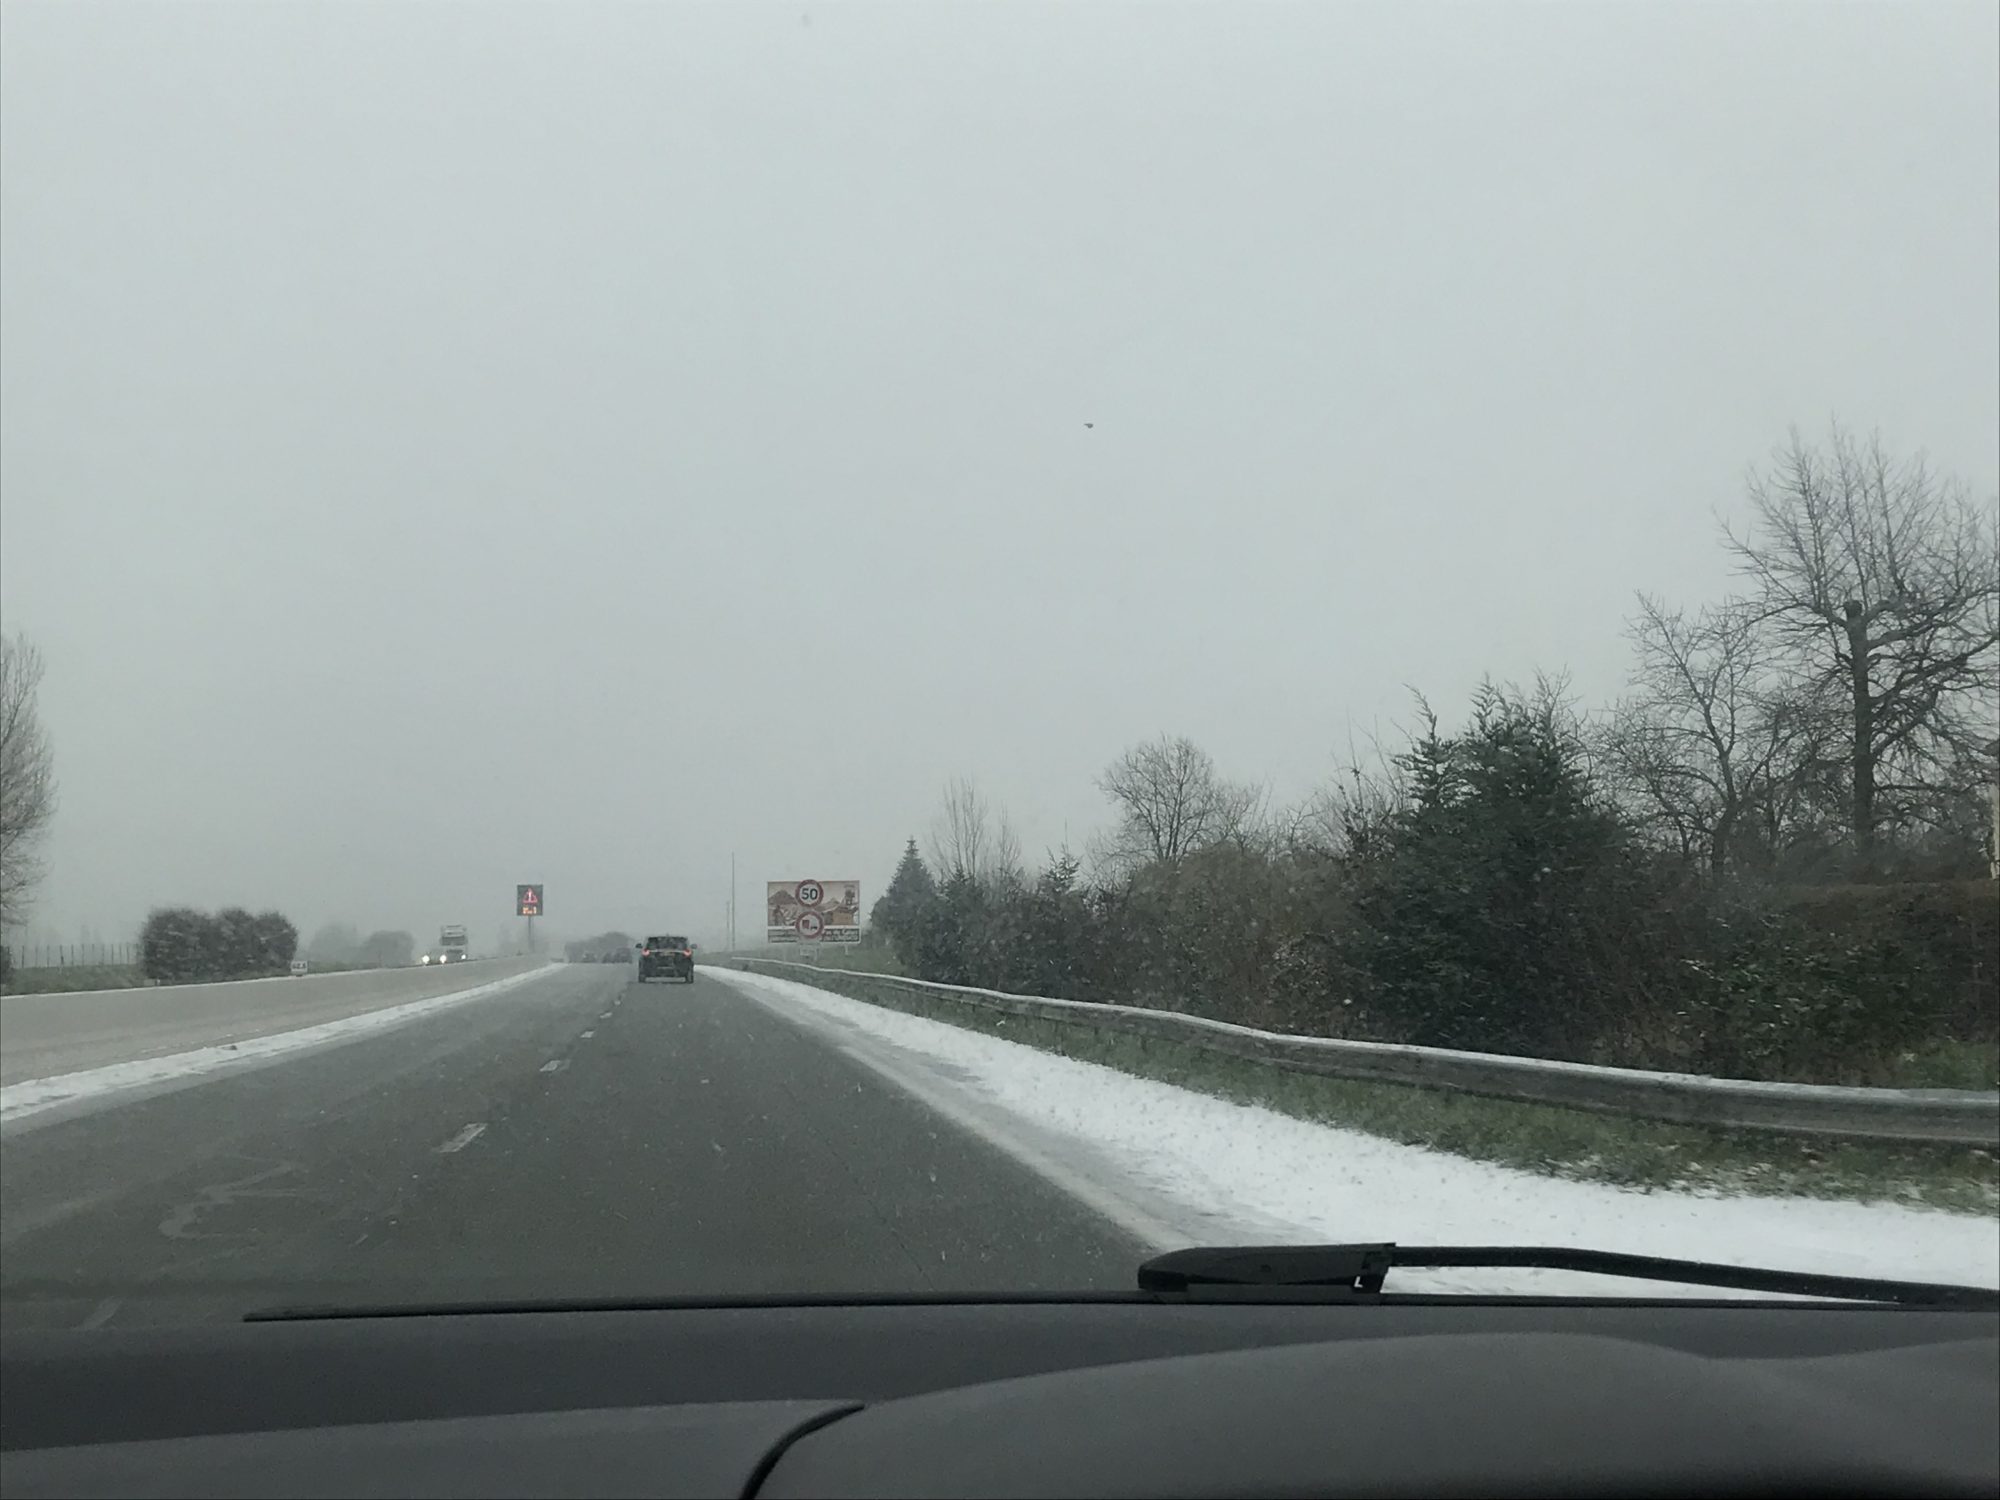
766,879,860,943
516,883,544,917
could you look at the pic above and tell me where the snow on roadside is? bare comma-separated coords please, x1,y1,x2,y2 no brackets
0,964,560,1129
711,967,2000,1296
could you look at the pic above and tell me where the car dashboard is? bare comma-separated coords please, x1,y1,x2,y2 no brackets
3,1298,1995,1497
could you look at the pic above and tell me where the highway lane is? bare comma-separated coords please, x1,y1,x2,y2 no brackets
0,965,1145,1331
0,957,545,1086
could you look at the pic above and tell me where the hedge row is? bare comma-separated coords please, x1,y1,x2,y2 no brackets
139,907,299,985
1776,880,1999,1044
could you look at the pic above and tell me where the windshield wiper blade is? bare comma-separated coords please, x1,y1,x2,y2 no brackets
1138,1244,1396,1295
1136,1243,2000,1308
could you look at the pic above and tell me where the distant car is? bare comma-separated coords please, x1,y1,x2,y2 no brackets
636,935,694,984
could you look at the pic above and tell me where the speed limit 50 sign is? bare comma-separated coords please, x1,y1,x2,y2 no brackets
767,880,861,943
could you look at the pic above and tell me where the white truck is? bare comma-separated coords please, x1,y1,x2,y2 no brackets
424,924,469,964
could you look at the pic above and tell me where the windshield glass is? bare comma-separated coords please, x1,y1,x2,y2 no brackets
1,0,1994,1327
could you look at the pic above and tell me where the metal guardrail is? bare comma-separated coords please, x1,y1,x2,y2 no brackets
723,959,2000,1148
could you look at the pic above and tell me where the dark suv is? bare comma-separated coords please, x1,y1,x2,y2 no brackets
636,935,694,983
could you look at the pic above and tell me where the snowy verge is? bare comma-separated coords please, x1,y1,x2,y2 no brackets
708,966,2000,1297
736,960,1997,1147
0,964,560,1130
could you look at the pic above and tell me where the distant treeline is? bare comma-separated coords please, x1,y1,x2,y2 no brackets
301,924,418,969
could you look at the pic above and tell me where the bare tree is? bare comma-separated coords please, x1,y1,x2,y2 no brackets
1723,424,2000,875
1601,594,1823,874
928,776,992,884
992,809,1025,888
0,633,58,930
1276,722,1409,863
1094,734,1257,874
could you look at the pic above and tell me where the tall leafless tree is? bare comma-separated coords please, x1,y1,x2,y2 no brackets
992,809,1025,888
928,776,992,884
0,633,58,930
1094,734,1257,873
1601,594,1825,874
1723,424,2000,875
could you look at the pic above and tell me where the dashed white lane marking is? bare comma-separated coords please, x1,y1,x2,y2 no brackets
435,1123,487,1154
600,1011,613,1019
540,1059,567,1074
581,1030,595,1039
78,1298,123,1330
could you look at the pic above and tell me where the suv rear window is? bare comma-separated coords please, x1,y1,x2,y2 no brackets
644,937,673,948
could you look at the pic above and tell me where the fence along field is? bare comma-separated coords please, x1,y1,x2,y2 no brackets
3,943,139,971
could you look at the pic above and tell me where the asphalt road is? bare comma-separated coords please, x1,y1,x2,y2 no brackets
0,966,1145,1331
0,957,543,1085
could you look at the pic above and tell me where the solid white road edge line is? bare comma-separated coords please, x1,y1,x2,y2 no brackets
704,966,1201,1256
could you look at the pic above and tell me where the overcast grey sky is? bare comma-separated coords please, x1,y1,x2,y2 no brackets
2,1,1995,949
